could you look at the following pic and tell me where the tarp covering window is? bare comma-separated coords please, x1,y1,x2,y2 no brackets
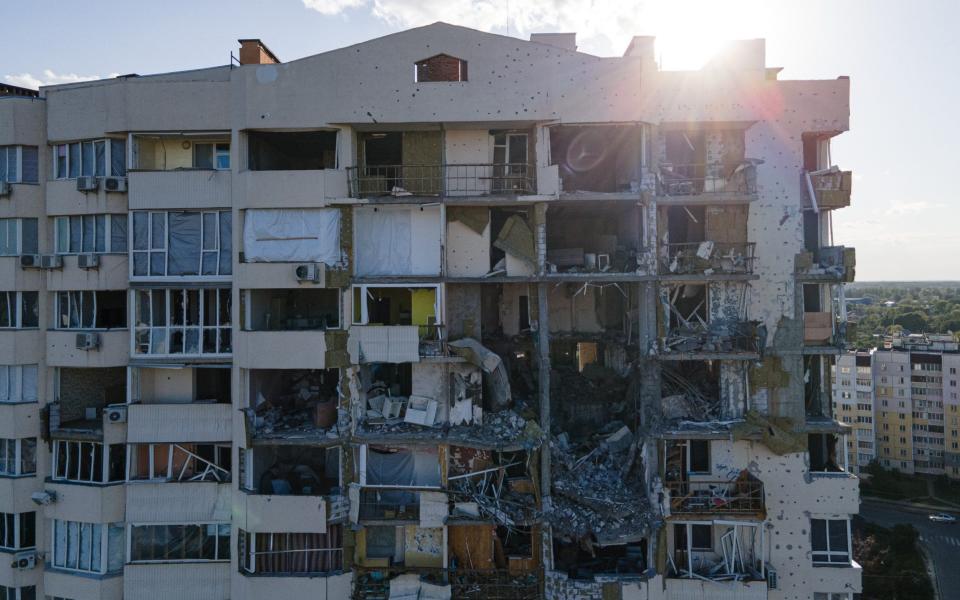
366,447,440,487
242,209,340,264
168,212,202,276
354,206,441,276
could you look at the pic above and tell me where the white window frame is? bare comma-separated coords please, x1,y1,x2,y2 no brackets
0,585,37,600
0,512,35,551
0,438,36,477
0,145,39,184
811,518,852,566
52,139,124,180
130,210,231,280
50,519,110,574
126,443,230,483
0,365,38,404
51,440,109,484
0,292,38,329
54,214,127,255
240,529,343,575
243,288,342,331
131,288,232,358
127,522,231,564
54,290,125,331
351,283,441,326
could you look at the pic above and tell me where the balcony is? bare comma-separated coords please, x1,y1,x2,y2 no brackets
358,488,423,522
655,162,757,202
666,479,765,517
807,170,852,210
246,368,342,442
128,169,232,209
46,178,128,215
664,577,767,600
44,570,123,600
348,325,447,363
795,246,856,283
127,403,232,443
348,163,536,199
804,312,840,348
123,563,230,600
46,329,129,367
241,169,348,207
660,242,755,276
661,322,761,360
44,479,125,523
354,567,541,600
237,492,348,532
126,481,231,523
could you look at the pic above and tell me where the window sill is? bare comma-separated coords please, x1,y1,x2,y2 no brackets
812,561,854,568
240,569,345,578
44,564,123,579
45,477,124,488
0,473,36,480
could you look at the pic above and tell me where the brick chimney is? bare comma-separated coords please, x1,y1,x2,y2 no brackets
238,39,280,65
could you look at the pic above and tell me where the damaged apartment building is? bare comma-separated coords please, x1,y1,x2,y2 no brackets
0,23,859,600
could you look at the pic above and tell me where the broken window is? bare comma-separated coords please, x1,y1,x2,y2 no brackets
491,132,530,194
659,129,750,195
242,445,340,496
55,291,126,330
811,518,850,565
0,292,38,328
353,206,442,276
132,135,227,171
129,523,230,562
487,207,535,275
364,526,397,560
132,210,232,277
805,355,828,417
127,443,231,482
661,361,721,422
245,289,340,331
415,54,467,82
239,526,343,574
689,440,710,474
546,201,642,273
247,131,337,170
661,205,752,275
363,446,441,488
0,512,34,550
353,285,440,335
553,537,646,578
52,520,124,574
133,288,232,356
666,284,707,332
0,438,35,476
808,433,842,473
52,441,125,484
0,365,38,403
242,208,340,264
355,131,443,196
550,124,645,193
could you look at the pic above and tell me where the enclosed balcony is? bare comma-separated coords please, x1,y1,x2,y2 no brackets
349,285,446,361
129,133,232,209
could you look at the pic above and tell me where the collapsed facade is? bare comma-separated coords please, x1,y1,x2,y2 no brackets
0,24,860,600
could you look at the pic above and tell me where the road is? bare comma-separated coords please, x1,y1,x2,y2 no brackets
860,500,960,600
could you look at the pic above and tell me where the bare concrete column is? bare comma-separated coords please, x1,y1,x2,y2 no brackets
537,281,551,508
534,202,548,276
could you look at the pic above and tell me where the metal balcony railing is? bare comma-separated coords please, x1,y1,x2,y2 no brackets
353,566,542,600
656,162,757,196
348,163,536,198
666,480,765,515
660,242,756,275
358,489,420,521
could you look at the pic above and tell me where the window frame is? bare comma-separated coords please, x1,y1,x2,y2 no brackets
127,522,231,564
0,292,39,329
126,443,231,483
54,214,127,255
50,519,121,575
54,290,127,331
52,139,125,180
0,146,39,184
0,218,38,256
811,518,852,566
0,585,36,600
0,438,36,477
0,512,35,551
239,527,344,575
130,210,232,280
51,440,124,485
0,365,38,404
132,288,232,358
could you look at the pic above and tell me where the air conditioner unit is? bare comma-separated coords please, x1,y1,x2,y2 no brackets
77,253,100,269
765,566,777,590
102,176,127,192
295,263,320,283
19,254,39,269
40,254,63,269
75,332,101,350
30,490,56,506
76,176,99,192
0,182,11,197
105,405,127,424
12,550,36,570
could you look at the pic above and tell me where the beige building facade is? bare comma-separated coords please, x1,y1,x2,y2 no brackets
0,24,860,600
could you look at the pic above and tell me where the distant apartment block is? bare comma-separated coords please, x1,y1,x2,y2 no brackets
0,23,860,600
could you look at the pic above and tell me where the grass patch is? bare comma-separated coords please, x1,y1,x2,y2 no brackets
861,464,929,500
932,476,960,505
853,516,934,600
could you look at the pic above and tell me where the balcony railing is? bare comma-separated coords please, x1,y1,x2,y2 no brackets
666,479,765,515
660,242,755,275
358,489,421,521
662,322,761,356
656,162,757,197
353,567,541,600
348,163,536,198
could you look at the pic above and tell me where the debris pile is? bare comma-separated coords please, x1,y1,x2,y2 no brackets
660,365,720,422
662,320,759,354
549,424,657,543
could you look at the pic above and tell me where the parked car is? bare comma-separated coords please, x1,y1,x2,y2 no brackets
929,513,956,523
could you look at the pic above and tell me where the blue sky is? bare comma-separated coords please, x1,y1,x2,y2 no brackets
2,0,956,281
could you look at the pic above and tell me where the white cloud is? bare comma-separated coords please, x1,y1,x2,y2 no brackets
3,69,118,90
303,0,650,55
883,201,945,217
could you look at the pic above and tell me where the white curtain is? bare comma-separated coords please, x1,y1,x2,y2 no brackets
354,207,412,276
243,209,341,264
